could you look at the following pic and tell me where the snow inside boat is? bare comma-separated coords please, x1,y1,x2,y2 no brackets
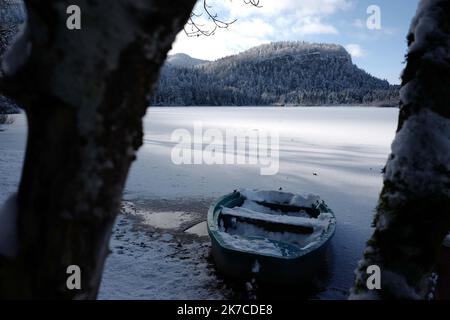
207,189,336,285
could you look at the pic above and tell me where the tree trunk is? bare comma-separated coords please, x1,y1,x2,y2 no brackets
0,0,196,299
351,0,450,299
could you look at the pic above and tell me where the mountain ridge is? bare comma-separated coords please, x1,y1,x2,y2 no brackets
166,53,209,68
155,41,399,107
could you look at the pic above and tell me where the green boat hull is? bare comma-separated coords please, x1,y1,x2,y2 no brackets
207,191,336,285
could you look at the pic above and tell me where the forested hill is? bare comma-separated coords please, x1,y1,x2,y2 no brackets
0,0,25,114
165,53,208,68
0,0,24,57
151,42,399,107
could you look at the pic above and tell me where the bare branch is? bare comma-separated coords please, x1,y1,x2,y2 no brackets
184,0,261,37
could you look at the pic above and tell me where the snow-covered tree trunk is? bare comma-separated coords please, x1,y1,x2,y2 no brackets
351,0,450,299
0,0,196,299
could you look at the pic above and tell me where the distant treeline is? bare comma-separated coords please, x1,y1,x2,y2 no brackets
0,0,24,114
151,42,399,107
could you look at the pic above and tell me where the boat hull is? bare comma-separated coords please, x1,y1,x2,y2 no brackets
210,233,331,285
207,191,336,285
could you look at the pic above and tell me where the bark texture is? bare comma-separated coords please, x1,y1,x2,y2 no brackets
351,0,450,299
0,0,196,299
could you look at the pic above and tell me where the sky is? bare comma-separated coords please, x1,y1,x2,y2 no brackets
170,0,421,85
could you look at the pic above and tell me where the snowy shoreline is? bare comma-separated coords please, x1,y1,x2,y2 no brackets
99,200,232,300
99,199,346,300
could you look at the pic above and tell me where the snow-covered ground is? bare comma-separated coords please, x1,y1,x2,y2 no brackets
0,107,399,299
99,201,231,300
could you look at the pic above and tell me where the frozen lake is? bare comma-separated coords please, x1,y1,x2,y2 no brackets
127,107,397,200
122,106,399,299
0,107,399,299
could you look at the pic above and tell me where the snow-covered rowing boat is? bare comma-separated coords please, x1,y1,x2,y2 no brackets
207,189,336,285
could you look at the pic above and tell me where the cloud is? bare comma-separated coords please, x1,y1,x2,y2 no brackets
345,43,366,58
353,19,365,29
292,16,339,35
349,18,399,40
171,0,351,60
171,17,274,61
221,0,351,18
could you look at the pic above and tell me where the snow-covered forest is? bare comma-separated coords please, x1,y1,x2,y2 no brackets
152,42,399,107
0,95,18,114
0,0,24,68
0,0,23,115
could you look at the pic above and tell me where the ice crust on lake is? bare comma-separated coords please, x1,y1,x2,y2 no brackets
141,211,192,229
185,221,208,237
